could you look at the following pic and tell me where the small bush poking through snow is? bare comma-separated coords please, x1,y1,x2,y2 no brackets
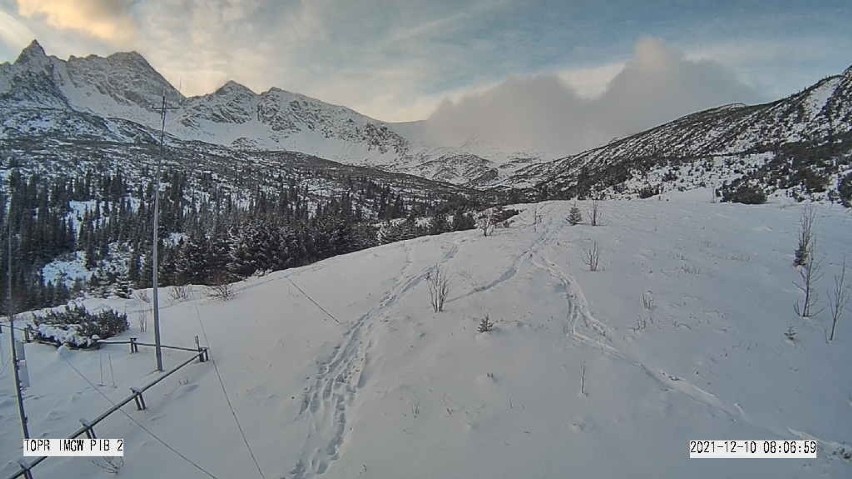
170,283,191,302
567,204,582,225
207,280,236,301
136,309,149,333
33,304,128,348
784,326,797,342
794,241,822,318
584,242,600,272
476,208,497,237
589,199,602,226
92,457,124,474
723,183,767,204
478,314,495,333
134,289,150,304
794,205,816,267
828,257,849,341
427,265,450,313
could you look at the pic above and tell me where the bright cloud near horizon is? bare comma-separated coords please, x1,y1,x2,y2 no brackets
1,0,851,153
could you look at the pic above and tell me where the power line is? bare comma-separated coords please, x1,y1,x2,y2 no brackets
195,306,266,479
286,277,342,324
0,334,8,377
60,355,220,479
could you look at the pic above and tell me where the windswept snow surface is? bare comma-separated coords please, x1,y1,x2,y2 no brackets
2,198,851,478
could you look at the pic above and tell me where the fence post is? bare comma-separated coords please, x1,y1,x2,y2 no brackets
24,326,31,343
130,387,146,411
195,336,205,362
17,459,33,479
80,419,96,439
129,337,138,353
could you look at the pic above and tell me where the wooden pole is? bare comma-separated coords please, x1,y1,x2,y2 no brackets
8,197,29,439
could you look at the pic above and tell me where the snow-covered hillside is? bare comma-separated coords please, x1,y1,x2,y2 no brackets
4,40,852,191
509,68,852,200
3,198,850,478
0,41,504,186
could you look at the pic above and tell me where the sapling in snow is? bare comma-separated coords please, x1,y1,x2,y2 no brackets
589,199,602,226
584,241,600,272
477,314,495,333
207,274,236,301
828,257,849,341
794,239,822,318
568,203,582,225
794,205,816,267
427,265,450,313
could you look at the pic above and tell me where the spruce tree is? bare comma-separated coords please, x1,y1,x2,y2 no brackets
568,203,583,225
427,211,450,235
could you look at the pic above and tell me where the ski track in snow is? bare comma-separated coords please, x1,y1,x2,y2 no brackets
526,217,845,453
284,204,846,477
291,239,463,478
531,242,773,435
448,224,547,303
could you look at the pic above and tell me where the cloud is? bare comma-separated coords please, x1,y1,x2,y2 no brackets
556,62,624,99
2,1,845,130
16,0,135,42
0,9,35,50
425,38,761,155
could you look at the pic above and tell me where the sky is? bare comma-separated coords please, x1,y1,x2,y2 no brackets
1,0,851,154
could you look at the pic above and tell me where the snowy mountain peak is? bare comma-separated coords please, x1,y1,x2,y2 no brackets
105,51,155,70
1,40,501,184
14,39,49,68
215,80,255,96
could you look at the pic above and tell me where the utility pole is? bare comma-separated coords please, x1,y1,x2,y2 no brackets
7,190,29,439
151,93,178,372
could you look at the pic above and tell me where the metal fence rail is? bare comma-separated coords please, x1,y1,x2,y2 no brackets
5,343,209,479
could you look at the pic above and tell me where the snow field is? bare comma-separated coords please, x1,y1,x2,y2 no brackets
2,197,851,478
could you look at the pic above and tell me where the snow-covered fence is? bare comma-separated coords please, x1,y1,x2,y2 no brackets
0,322,33,342
96,337,208,356
5,342,209,479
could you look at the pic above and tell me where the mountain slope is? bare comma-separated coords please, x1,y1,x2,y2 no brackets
3,40,852,194
2,198,850,478
511,67,852,202
0,41,501,185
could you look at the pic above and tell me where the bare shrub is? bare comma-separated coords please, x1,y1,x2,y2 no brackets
477,314,495,333
207,275,236,301
134,290,150,304
784,325,797,342
579,361,587,396
477,208,495,237
828,257,849,341
170,283,191,302
635,291,655,331
641,291,655,311
136,309,149,333
794,239,822,318
584,241,600,272
91,457,124,474
679,263,701,275
589,199,602,226
427,265,450,312
794,205,816,267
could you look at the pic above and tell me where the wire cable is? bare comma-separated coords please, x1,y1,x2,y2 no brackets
59,354,220,479
286,277,342,324
0,334,8,377
194,306,266,479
